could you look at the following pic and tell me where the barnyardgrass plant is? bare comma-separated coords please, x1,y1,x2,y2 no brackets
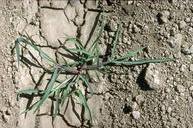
15,14,173,125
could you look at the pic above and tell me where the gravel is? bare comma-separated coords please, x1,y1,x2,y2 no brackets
189,86,193,91
190,64,193,71
175,85,185,93
134,95,145,105
157,10,170,24
181,45,193,55
166,107,172,114
132,111,141,120
132,24,141,33
167,33,182,48
178,20,186,30
107,18,118,32
131,102,139,111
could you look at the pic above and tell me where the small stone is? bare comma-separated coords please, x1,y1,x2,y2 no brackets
107,18,118,32
175,85,185,93
167,33,182,48
145,63,161,89
132,111,140,119
161,105,166,112
132,24,141,33
181,45,193,55
189,86,193,91
189,64,193,71
185,17,191,23
135,95,145,105
122,37,128,44
188,96,193,102
158,10,170,24
165,88,171,93
189,45,193,53
108,32,115,37
131,102,139,111
127,1,133,5
178,20,186,29
180,64,186,72
170,28,176,36
167,107,172,114
143,25,149,33
104,93,113,100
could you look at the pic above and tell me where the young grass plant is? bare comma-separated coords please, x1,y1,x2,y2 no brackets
15,14,174,125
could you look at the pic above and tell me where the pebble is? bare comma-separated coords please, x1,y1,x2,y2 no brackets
145,63,161,89
181,45,193,55
158,10,170,24
132,24,141,33
170,28,176,36
185,17,191,23
180,64,186,72
165,88,171,93
167,33,182,48
122,37,128,44
108,32,115,37
127,1,133,5
189,86,193,91
178,20,186,30
167,107,172,114
175,85,185,93
135,95,145,105
131,102,139,111
189,64,193,71
107,18,118,32
132,111,140,119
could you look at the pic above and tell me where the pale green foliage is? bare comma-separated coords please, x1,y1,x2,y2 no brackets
15,14,173,125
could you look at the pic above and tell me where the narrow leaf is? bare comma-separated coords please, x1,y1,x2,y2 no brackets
111,58,174,66
79,75,93,95
53,90,60,118
116,47,146,61
75,90,92,123
34,67,59,112
16,36,56,65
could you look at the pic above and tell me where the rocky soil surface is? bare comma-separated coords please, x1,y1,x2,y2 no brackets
0,0,193,128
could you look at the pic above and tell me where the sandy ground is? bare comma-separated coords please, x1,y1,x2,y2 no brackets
1,0,193,128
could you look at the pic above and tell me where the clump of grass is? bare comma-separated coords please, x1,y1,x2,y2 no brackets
15,14,173,125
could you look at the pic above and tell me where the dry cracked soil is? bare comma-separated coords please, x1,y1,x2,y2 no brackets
1,0,193,128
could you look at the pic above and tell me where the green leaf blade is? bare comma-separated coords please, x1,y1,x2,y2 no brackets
111,58,174,66
75,89,92,123
34,67,59,113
